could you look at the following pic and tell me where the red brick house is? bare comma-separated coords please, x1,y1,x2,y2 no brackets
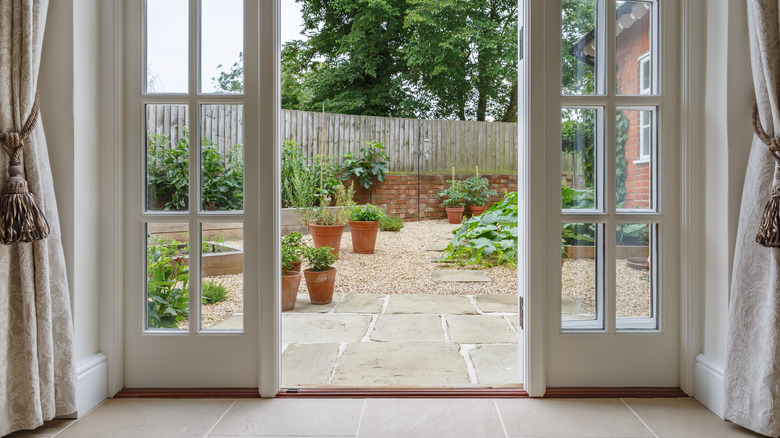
572,2,653,209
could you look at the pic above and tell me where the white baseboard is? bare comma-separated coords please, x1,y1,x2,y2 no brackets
76,353,108,416
694,353,725,418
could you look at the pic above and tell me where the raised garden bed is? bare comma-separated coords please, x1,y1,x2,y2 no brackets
564,245,649,260
178,241,244,277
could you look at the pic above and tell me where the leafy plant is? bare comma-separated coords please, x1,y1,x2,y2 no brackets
305,245,336,272
438,180,469,208
296,183,355,225
617,223,649,246
561,182,595,209
281,140,341,207
349,203,384,222
202,140,243,210
380,215,405,232
146,237,190,328
202,281,229,305
441,191,518,267
462,176,498,207
561,223,595,257
340,141,390,202
281,232,307,262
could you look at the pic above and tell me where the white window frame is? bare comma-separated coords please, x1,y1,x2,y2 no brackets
637,51,652,162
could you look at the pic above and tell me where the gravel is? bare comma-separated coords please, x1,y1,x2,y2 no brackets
191,220,651,327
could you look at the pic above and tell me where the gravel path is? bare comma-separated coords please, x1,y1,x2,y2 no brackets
194,221,650,327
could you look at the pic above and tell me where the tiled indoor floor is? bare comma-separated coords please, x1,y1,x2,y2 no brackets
5,397,764,438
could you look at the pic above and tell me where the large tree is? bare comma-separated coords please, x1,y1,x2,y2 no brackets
289,0,517,121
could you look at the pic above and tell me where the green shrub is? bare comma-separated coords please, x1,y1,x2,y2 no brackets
350,204,384,222
380,215,404,232
438,180,469,208
463,176,498,207
146,237,190,328
202,281,229,304
281,140,341,207
441,191,518,267
305,246,336,271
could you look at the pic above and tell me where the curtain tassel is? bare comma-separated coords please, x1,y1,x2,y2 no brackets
757,186,780,247
0,92,49,245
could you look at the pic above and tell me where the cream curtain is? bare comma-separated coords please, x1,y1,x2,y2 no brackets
724,1,780,437
0,0,76,435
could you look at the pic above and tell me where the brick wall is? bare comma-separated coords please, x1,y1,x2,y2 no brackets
616,13,651,209
346,173,518,220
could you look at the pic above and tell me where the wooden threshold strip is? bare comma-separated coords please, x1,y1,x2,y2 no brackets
113,387,686,399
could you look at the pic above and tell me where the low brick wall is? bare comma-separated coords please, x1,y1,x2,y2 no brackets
346,173,518,220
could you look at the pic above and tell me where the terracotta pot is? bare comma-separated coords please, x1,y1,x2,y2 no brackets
348,220,380,254
469,205,489,217
281,270,302,311
445,207,465,224
303,267,337,304
308,222,345,256
288,260,302,272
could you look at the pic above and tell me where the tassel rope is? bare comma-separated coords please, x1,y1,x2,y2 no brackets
0,91,49,245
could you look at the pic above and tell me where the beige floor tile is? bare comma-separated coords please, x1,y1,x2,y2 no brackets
4,420,74,437
357,398,504,438
624,398,766,437
282,314,372,343
54,399,234,438
496,398,654,437
282,343,340,387
209,399,363,436
369,314,445,342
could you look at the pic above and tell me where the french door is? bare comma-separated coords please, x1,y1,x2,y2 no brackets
522,0,680,393
123,0,279,390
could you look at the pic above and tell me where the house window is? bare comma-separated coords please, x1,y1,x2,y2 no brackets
639,108,651,161
639,52,651,95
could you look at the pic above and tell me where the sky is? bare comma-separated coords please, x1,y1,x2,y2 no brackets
146,0,304,93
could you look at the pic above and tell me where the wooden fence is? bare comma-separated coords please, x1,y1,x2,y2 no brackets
146,105,518,173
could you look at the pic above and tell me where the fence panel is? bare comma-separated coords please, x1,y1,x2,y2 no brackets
147,106,518,173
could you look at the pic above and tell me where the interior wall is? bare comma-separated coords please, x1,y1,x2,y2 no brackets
697,0,753,417
39,0,106,414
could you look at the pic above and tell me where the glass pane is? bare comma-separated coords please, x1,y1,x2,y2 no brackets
201,105,244,211
562,223,599,326
616,108,653,210
616,223,654,327
616,1,655,95
562,107,597,210
145,0,188,93
200,223,244,330
146,104,190,212
562,0,598,95
146,223,190,330
201,0,244,93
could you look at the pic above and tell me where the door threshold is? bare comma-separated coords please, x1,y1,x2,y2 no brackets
277,387,528,398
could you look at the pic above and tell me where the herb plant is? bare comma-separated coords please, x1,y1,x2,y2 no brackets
438,180,468,208
441,191,518,267
380,215,404,232
349,204,384,222
305,246,336,271
462,176,497,207
146,237,190,328
202,281,229,304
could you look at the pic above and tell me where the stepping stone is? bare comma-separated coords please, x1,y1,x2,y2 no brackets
282,343,340,387
424,241,449,251
282,314,372,344
562,296,593,321
432,270,491,282
429,254,454,263
335,294,385,314
469,344,522,386
289,294,343,313
331,342,470,386
439,235,455,241
446,315,517,344
474,295,519,313
386,295,477,315
370,315,445,342
210,314,243,330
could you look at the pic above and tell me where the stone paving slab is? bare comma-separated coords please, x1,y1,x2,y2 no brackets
335,294,385,314
282,343,340,386
386,295,477,315
288,294,343,313
432,270,491,282
331,342,470,386
474,295,519,313
508,315,520,332
210,314,243,330
446,315,517,344
469,344,522,386
282,314,372,344
370,315,445,343
423,241,449,251
429,254,453,263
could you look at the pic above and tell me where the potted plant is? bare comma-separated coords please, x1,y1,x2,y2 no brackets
438,180,468,224
281,242,303,311
297,183,355,256
303,245,338,304
348,204,383,254
463,175,498,217
281,232,306,272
